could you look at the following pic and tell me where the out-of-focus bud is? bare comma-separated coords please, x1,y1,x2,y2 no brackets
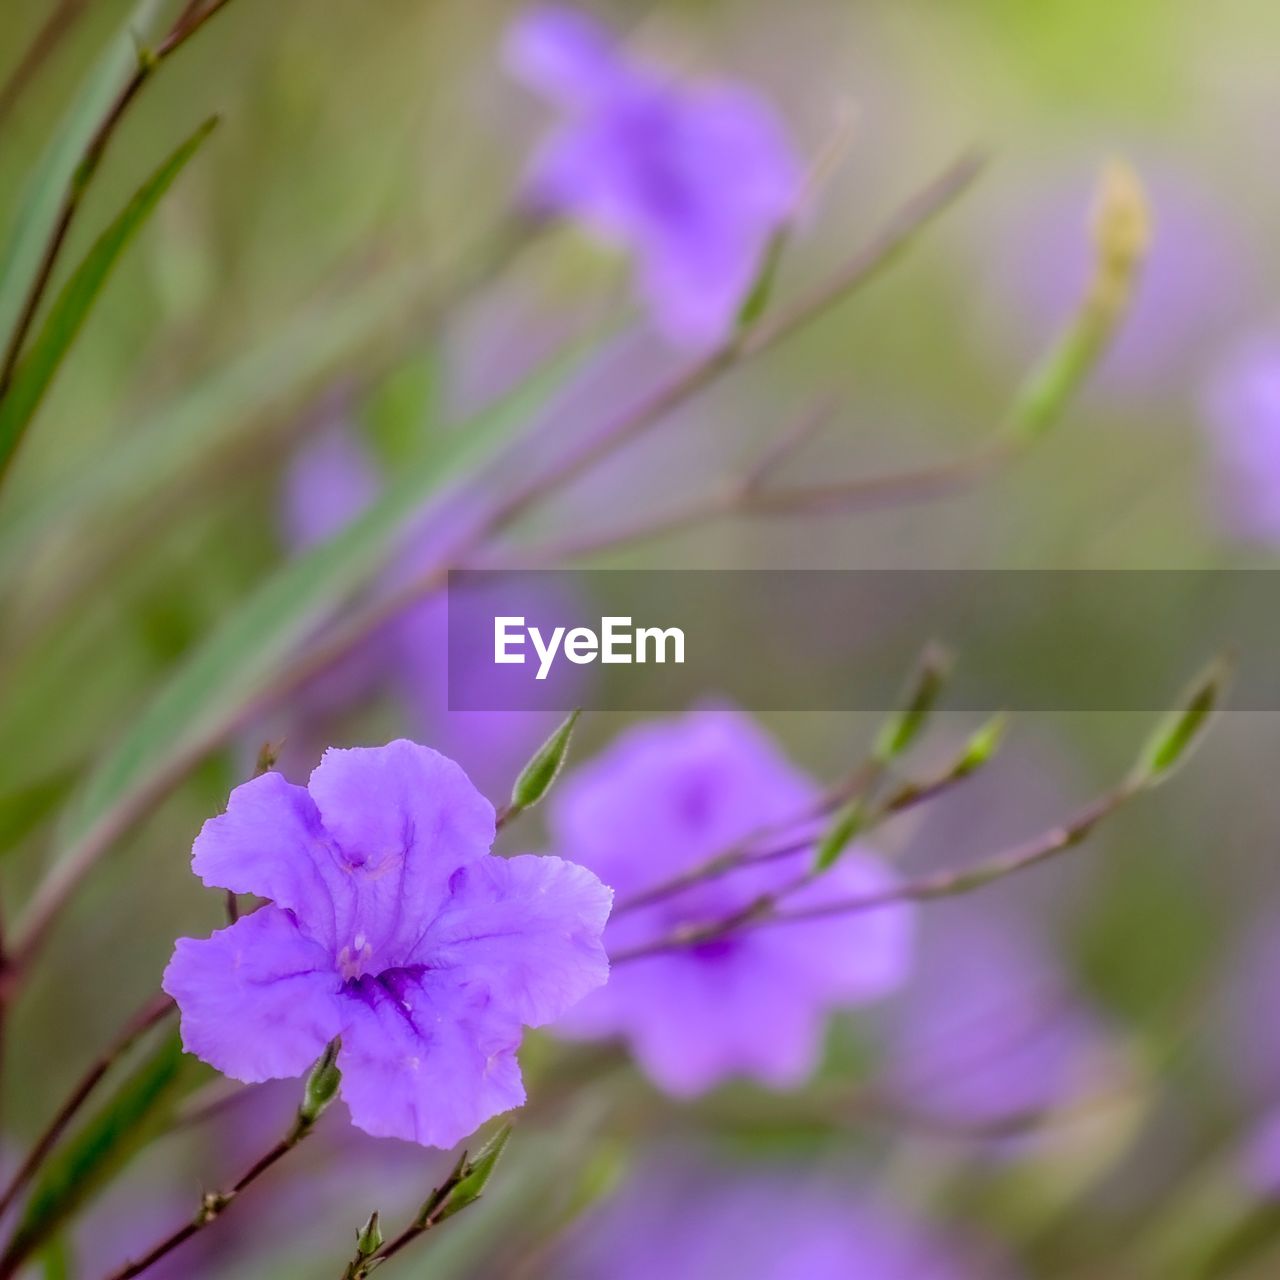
873,643,952,765
1130,657,1229,789
1091,159,1152,296
1009,159,1152,442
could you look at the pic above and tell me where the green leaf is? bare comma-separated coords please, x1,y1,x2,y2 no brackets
0,117,218,483
1131,658,1229,789
0,262,436,580
510,709,581,812
52,343,587,864
0,118,215,476
0,1033,187,1273
0,763,78,858
0,0,169,354
435,1125,513,1223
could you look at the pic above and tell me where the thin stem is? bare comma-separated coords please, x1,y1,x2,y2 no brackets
611,747,978,919
7,150,984,979
0,0,238,397
100,1102,320,1280
610,782,1140,965
0,991,174,1220
0,0,90,129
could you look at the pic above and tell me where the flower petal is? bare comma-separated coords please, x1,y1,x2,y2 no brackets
503,6,622,108
162,907,344,1084
560,945,823,1097
306,741,496,970
420,854,612,1026
778,851,915,1002
191,771,353,952
337,970,525,1147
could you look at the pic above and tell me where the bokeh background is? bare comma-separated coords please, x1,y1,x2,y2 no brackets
2,1,1280,1276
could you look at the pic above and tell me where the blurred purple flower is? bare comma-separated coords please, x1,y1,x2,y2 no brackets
504,6,801,348
164,740,611,1147
275,422,576,793
1239,1108,1280,1199
548,710,913,1095
558,1153,1011,1279
275,419,394,728
885,902,1111,1139
1200,331,1280,546
279,414,381,553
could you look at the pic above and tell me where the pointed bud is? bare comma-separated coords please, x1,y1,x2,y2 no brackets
1091,159,1152,283
873,644,951,764
435,1125,513,1223
1131,658,1229,788
355,1211,382,1257
812,797,868,873
510,710,581,813
1009,160,1150,443
298,1038,341,1125
736,229,788,333
953,712,1008,778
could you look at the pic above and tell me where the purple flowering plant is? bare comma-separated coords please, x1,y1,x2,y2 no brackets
547,709,913,1095
504,6,802,348
0,3,1245,1279
163,740,612,1148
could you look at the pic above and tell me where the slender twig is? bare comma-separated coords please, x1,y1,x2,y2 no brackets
0,0,90,129
609,781,1140,965
6,151,985,981
101,1131,305,1280
100,1048,336,1280
0,991,174,1220
0,0,238,396
610,741,981,919
342,1129,511,1278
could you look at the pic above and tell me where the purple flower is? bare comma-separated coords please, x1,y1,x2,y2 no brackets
884,901,1112,1141
504,6,801,348
163,740,612,1147
274,422,581,793
1201,330,1280,546
280,411,381,553
558,1151,1014,1279
547,710,914,1095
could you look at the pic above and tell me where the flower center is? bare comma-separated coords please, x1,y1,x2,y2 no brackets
338,932,375,981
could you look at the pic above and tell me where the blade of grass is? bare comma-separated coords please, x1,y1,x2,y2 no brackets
0,0,169,354
0,260,435,580
0,117,219,484
10,341,590,956
0,1033,188,1278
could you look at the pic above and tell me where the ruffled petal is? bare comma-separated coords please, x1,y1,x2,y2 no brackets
306,742,496,970
418,854,612,1026
777,851,915,1002
337,970,525,1147
560,945,823,1097
191,771,353,953
162,907,344,1084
